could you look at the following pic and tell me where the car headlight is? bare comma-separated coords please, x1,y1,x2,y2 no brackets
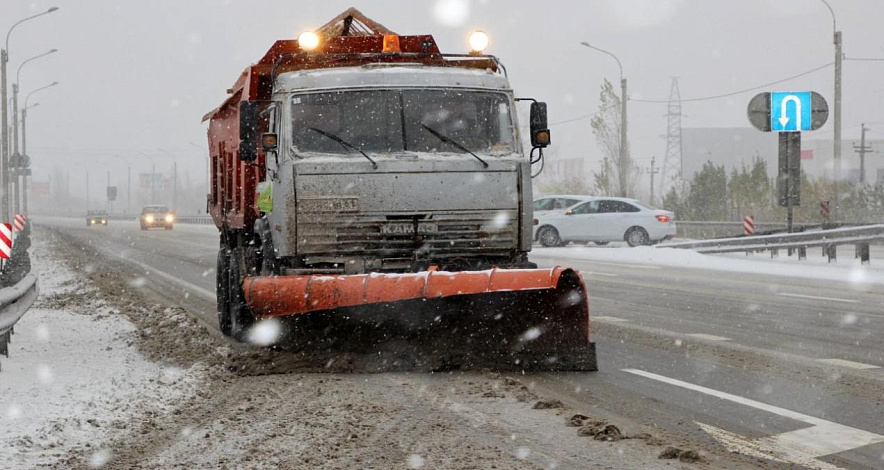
145,215,155,223
165,214,174,223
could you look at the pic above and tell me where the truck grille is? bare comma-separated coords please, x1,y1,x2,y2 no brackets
298,210,519,258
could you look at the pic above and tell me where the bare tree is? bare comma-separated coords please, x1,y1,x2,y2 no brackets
590,79,636,197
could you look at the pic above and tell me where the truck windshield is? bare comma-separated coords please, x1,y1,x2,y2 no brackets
291,89,516,156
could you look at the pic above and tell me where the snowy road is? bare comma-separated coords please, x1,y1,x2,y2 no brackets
30,217,884,469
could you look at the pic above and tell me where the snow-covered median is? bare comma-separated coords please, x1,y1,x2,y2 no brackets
532,244,884,286
0,236,204,469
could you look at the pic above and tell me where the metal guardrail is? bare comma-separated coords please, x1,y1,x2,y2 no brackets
659,224,884,263
0,231,38,371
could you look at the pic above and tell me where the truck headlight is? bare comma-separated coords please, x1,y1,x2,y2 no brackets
145,215,155,223
165,214,174,223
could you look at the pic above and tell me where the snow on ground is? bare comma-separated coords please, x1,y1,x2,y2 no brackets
0,241,205,469
532,243,884,286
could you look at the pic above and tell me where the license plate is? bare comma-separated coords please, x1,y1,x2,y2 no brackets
381,223,438,234
299,197,359,213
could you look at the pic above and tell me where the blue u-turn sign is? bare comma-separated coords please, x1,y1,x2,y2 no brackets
770,91,812,132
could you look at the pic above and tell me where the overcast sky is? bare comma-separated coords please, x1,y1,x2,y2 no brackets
3,0,884,202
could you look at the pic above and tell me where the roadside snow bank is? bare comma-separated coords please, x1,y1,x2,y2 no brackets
532,245,884,285
0,237,205,469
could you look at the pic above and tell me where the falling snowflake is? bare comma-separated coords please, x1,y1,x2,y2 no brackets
88,448,112,468
520,327,542,342
246,319,282,346
407,454,425,468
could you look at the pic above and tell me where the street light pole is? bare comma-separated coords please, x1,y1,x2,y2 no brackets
2,6,59,220
580,41,628,197
21,81,58,214
12,49,56,214
818,0,841,219
20,102,38,213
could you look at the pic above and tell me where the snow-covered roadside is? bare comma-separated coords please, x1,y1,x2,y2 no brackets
532,244,884,286
0,236,205,469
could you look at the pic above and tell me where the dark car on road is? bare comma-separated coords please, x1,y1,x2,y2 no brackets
140,205,174,230
86,210,108,227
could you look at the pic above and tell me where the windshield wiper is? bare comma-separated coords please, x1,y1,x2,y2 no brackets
307,127,378,169
419,123,489,168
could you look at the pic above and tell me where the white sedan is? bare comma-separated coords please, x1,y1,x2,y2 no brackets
534,197,676,247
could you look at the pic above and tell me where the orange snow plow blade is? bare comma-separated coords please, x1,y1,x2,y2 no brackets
243,267,597,371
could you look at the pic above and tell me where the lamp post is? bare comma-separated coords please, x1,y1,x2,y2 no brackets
580,41,628,197
817,0,841,219
13,49,57,214
20,102,38,212
2,6,59,219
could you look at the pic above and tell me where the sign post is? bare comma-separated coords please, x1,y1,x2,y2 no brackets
748,91,829,253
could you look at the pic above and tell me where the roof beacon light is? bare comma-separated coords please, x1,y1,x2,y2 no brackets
382,34,401,53
468,30,489,53
298,31,320,51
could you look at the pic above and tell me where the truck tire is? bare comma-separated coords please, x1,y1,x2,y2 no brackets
216,249,232,336
228,247,255,340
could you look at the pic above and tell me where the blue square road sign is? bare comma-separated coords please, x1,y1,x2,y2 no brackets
771,91,811,132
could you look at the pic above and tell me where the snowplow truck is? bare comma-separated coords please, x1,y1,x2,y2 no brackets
205,9,597,370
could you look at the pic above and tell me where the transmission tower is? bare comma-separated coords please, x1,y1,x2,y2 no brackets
661,77,683,195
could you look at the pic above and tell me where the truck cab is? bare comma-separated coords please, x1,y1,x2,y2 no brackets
262,65,534,274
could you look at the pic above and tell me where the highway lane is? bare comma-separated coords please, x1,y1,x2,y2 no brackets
37,217,884,469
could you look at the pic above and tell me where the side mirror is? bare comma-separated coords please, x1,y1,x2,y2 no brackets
565,209,574,216
238,101,273,161
530,102,550,148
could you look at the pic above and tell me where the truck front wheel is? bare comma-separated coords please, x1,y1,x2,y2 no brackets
228,247,256,340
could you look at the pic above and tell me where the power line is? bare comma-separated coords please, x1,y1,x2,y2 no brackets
632,62,834,103
845,57,884,62
552,61,836,125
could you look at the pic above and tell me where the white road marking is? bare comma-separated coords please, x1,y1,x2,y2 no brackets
623,368,884,469
778,293,859,304
582,260,662,270
686,333,730,341
128,258,216,301
592,316,629,322
585,271,619,277
816,358,881,370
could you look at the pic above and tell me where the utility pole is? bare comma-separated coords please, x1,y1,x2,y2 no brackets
647,157,660,205
151,163,156,204
127,166,131,214
853,124,871,184
86,171,89,211
106,170,110,214
833,30,842,217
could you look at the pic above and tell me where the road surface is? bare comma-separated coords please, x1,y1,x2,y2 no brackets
37,217,884,469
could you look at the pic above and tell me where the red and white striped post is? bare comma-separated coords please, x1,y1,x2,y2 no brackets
0,223,13,270
743,215,755,235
